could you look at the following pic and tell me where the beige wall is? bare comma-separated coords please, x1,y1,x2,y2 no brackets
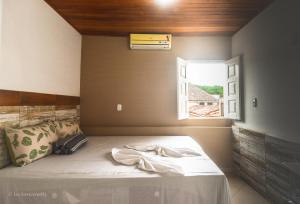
81,36,233,170
81,36,231,126
0,0,82,96
232,0,300,143
0,0,3,65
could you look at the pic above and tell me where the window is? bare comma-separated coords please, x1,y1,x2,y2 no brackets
177,57,241,120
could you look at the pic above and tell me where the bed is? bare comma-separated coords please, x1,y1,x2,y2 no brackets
0,136,231,204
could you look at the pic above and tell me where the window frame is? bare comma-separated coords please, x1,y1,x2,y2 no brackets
177,59,228,120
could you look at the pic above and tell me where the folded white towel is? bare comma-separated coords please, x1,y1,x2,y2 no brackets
125,144,202,157
111,148,184,176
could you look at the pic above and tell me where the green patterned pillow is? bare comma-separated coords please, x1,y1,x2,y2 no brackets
0,129,11,168
5,121,58,166
55,120,81,139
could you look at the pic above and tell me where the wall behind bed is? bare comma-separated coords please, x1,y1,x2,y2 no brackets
80,36,233,171
0,0,3,65
0,0,81,96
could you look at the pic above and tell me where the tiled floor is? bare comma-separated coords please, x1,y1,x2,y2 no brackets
227,174,270,204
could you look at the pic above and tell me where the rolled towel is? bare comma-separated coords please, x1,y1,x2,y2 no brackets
125,144,202,157
112,148,184,176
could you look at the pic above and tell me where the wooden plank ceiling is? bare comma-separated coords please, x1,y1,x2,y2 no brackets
45,0,274,35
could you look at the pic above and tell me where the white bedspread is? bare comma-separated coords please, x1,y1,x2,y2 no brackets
0,136,231,204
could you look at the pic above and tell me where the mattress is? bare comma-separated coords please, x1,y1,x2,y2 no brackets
0,136,231,204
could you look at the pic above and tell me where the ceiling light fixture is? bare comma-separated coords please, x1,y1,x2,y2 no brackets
155,0,176,7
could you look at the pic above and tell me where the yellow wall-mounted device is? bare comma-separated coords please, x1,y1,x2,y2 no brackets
130,34,172,50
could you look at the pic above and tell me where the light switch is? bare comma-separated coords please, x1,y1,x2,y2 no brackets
117,104,122,111
252,97,258,108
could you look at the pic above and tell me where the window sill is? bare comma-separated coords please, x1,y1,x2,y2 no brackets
178,117,233,127
188,117,229,120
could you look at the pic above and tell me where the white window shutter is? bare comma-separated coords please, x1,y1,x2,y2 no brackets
177,57,189,120
224,56,241,120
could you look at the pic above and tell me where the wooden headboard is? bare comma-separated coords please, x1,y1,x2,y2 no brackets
0,90,79,106
0,89,80,128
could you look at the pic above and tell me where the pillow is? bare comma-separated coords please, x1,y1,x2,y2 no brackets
53,133,88,155
0,129,11,168
4,121,58,166
55,120,81,139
